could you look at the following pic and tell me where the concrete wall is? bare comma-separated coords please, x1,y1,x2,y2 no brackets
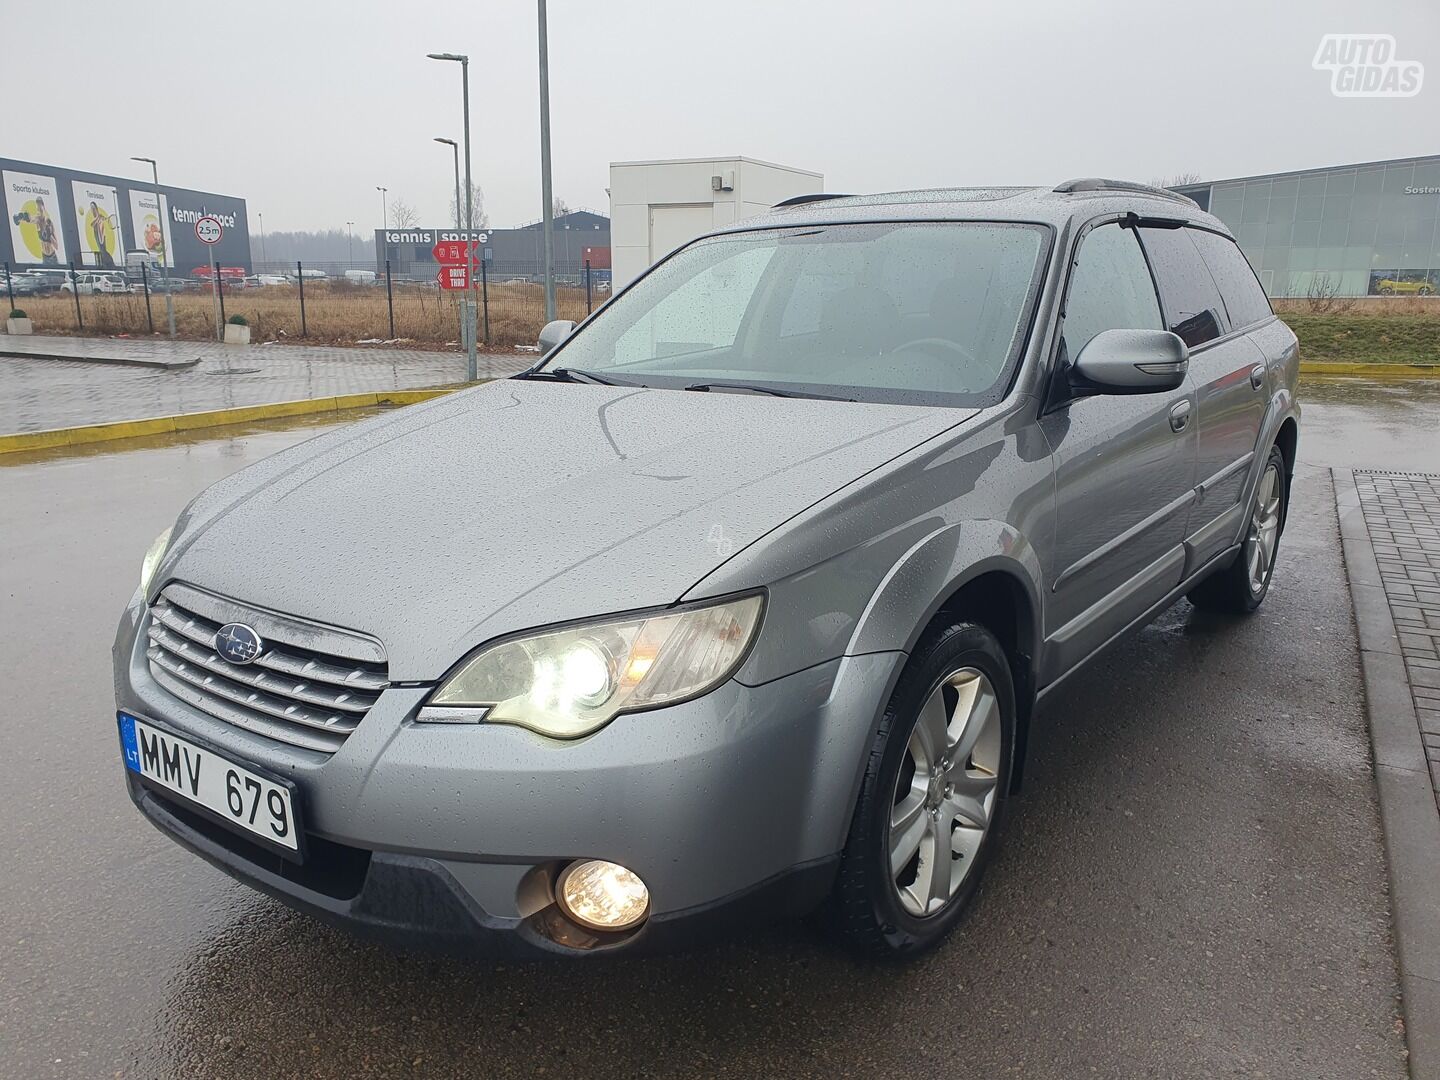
609,157,823,288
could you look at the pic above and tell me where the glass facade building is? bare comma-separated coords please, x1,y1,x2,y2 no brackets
1175,155,1440,298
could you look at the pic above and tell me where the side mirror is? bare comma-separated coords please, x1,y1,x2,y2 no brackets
1072,328,1188,394
537,319,576,357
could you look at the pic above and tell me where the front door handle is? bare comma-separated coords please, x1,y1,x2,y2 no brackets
1169,399,1192,433
1250,364,1265,389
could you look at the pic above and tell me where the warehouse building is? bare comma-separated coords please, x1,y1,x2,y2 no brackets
375,209,609,283
1174,154,1440,297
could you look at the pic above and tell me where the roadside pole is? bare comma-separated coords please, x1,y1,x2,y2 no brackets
4,261,13,312
537,0,556,322
297,262,307,337
196,215,225,342
386,259,395,339
140,265,154,332
207,246,221,340
69,261,83,329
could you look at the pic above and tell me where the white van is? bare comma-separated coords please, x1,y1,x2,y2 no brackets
343,270,378,286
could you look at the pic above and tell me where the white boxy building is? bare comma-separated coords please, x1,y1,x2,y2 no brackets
608,157,824,288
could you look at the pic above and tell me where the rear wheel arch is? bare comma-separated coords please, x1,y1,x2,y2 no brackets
1275,416,1298,481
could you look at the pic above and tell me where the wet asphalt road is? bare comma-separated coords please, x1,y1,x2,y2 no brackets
1,378,1433,1079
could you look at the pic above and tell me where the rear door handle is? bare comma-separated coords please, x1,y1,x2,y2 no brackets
1250,364,1266,389
1169,399,1192,433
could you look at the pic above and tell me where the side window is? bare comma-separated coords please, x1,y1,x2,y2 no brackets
1188,229,1273,330
1060,222,1163,363
1136,227,1228,347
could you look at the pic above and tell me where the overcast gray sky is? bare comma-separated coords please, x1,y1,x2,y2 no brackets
5,0,1435,234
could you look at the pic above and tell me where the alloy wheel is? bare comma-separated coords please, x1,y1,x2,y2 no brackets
1246,463,1282,593
888,668,1002,918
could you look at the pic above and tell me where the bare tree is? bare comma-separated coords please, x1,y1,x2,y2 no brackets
447,182,490,229
1305,272,1357,314
552,196,571,218
389,198,421,228
1149,172,1205,189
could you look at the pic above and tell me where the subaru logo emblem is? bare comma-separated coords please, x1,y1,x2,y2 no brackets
215,623,263,665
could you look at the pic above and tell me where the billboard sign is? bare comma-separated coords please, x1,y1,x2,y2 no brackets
128,189,175,268
4,170,67,266
0,157,250,275
71,180,125,268
438,264,470,289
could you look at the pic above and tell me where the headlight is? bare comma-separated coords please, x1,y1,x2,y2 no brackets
139,526,173,594
428,593,764,738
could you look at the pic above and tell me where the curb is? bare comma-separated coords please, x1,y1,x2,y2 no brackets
1301,361,1440,377
1334,467,1440,1080
0,387,461,455
0,346,200,370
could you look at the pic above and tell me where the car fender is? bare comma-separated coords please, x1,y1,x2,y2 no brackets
844,518,1045,662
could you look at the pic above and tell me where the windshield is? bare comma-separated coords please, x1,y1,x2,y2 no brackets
541,221,1049,405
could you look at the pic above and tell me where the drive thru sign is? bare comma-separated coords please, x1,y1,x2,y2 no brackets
432,239,471,264
438,264,470,290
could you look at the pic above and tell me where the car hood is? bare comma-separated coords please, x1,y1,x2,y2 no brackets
163,380,970,679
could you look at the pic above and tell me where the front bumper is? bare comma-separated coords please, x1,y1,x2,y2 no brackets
114,592,902,954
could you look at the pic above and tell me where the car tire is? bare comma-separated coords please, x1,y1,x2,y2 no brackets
1187,444,1288,615
824,620,1015,958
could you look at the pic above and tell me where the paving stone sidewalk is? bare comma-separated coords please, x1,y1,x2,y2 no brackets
1355,471,1440,797
0,334,529,434
1338,468,1440,1079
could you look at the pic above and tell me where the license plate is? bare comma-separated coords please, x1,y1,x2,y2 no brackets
118,713,302,858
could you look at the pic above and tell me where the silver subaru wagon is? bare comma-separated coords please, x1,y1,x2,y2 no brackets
115,180,1298,957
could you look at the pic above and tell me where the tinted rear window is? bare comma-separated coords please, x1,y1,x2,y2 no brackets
1136,227,1228,348
1188,229,1273,330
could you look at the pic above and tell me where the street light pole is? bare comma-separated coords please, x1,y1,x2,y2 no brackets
258,211,266,265
346,221,355,264
131,156,175,338
376,186,388,231
434,138,461,231
537,0,556,322
428,52,477,381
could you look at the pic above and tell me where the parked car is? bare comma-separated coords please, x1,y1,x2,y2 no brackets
4,271,48,297
254,274,291,287
19,268,69,294
62,271,129,294
115,180,1299,958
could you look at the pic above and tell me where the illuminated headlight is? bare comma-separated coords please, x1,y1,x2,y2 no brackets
139,526,173,594
427,593,764,738
556,860,650,932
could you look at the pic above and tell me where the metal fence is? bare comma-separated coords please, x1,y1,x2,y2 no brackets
3,258,609,349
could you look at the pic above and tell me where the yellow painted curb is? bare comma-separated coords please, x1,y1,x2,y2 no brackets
1300,361,1440,377
0,386,461,456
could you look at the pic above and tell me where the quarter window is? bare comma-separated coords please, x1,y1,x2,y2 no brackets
1136,227,1228,348
1060,223,1163,363
1188,229,1274,330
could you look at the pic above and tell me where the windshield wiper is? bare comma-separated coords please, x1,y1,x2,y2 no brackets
684,381,856,403
523,367,636,387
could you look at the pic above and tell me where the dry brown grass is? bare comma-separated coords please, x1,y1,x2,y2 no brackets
1271,295,1437,318
9,281,599,351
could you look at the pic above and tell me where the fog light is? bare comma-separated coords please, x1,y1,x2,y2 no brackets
556,859,650,932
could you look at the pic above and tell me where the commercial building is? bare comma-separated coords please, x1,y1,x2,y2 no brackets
1175,154,1440,297
1,156,250,275
375,209,609,282
609,157,823,287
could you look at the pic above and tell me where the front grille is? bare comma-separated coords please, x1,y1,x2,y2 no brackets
145,582,389,754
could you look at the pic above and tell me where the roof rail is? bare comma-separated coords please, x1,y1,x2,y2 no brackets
772,192,852,209
1052,178,1198,207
